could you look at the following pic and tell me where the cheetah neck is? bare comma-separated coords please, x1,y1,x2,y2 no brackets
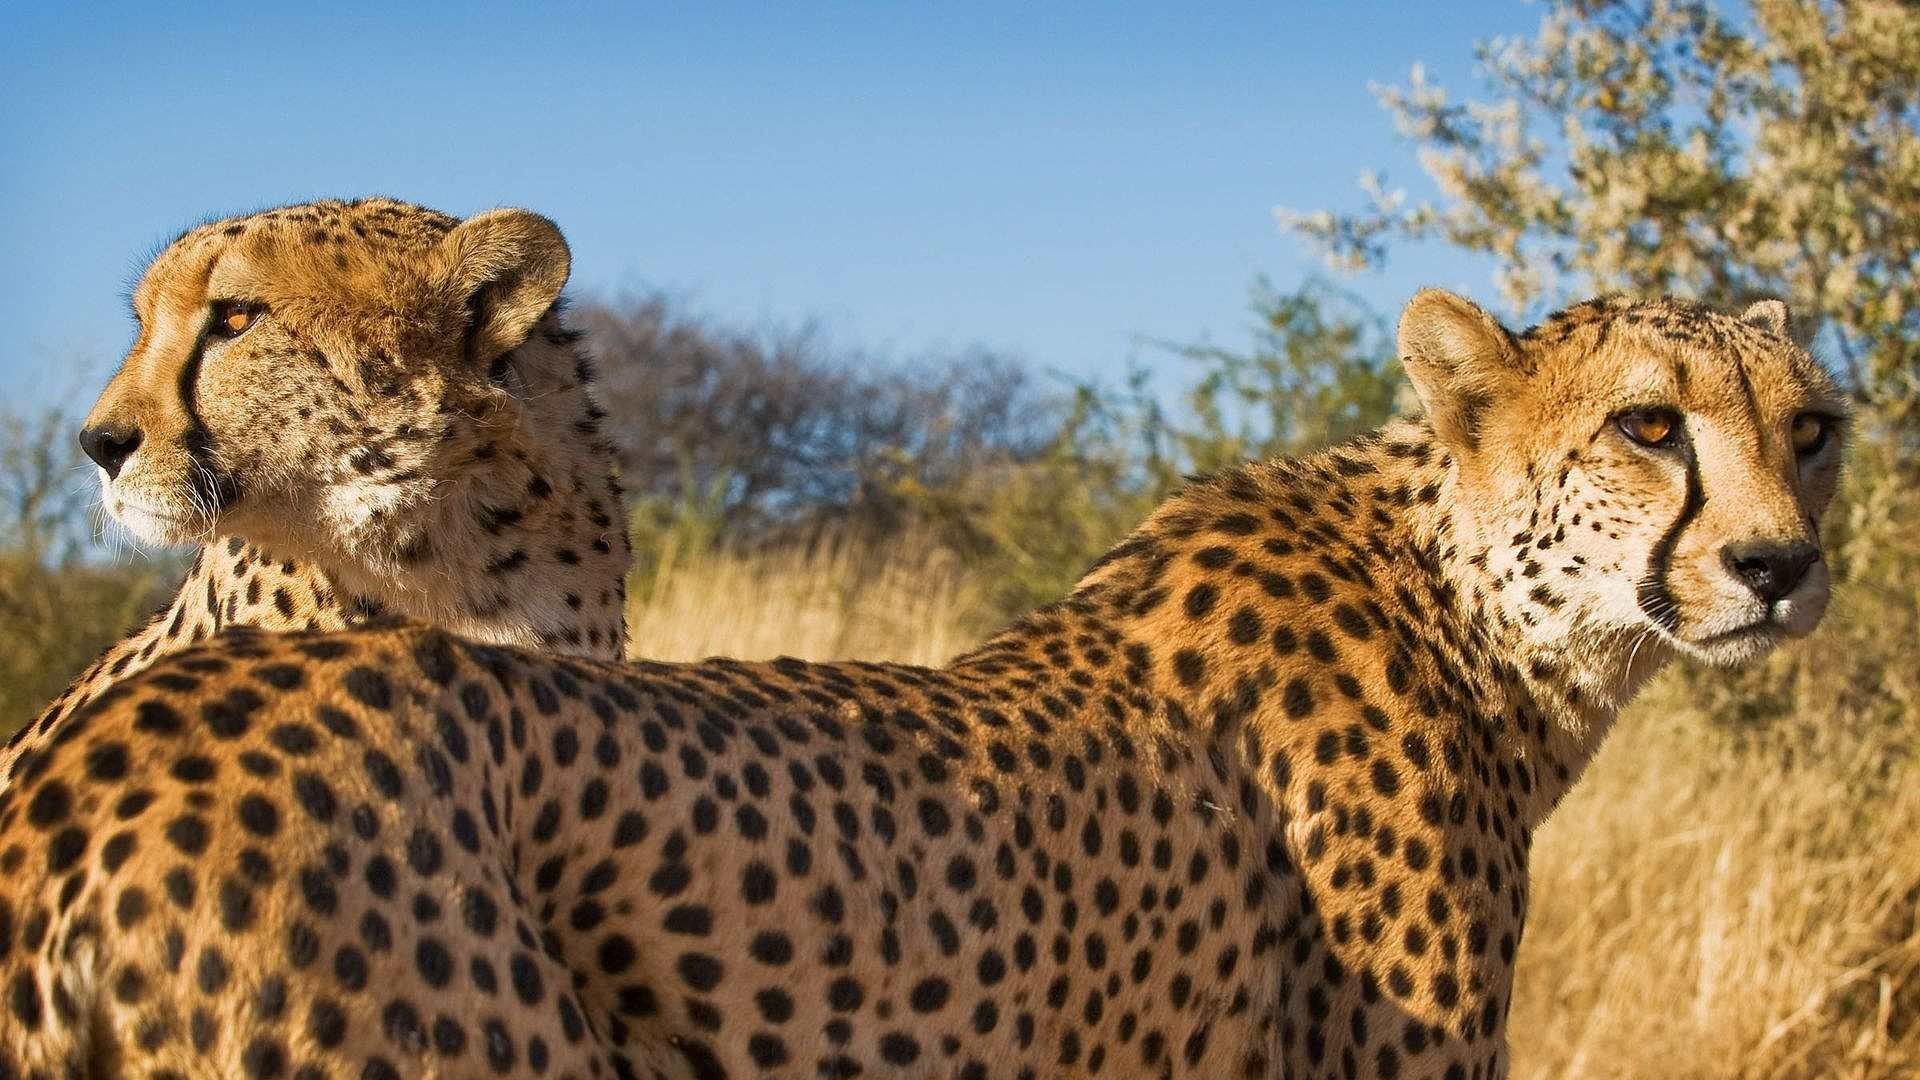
209,326,632,661
960,418,1648,831
306,423,633,660
1370,422,1675,812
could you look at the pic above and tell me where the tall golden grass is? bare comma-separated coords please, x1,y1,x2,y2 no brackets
624,532,990,667
1515,688,1918,1079
624,538,1920,1080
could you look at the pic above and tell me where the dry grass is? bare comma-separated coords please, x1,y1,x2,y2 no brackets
621,540,1920,1079
1514,691,1920,1079
624,532,990,667
0,554,174,731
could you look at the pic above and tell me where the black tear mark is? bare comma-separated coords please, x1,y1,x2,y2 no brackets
1635,433,1703,632
177,334,242,511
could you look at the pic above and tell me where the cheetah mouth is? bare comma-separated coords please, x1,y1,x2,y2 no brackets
1670,615,1790,667
105,494,216,544
1694,618,1780,645
107,496,188,526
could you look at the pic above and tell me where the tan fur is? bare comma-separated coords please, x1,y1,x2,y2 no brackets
6,198,631,784
0,292,1844,1079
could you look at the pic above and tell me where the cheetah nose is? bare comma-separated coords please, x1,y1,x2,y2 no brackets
79,423,143,479
1720,539,1819,604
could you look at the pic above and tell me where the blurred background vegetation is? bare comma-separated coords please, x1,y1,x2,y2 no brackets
2,3,1915,1076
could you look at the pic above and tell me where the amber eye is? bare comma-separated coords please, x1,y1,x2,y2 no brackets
1616,409,1680,449
210,302,259,339
1790,413,1831,456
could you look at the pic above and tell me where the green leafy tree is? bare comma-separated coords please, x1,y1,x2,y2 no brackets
1282,0,1920,438
905,280,1402,617
1162,277,1403,478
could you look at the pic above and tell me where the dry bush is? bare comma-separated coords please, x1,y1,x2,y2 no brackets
578,295,1057,540
0,554,174,733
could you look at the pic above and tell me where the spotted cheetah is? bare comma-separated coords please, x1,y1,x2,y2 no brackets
5,198,631,783
0,292,1845,1079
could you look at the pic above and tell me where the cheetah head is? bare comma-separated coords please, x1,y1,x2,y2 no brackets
1399,290,1848,681
79,198,572,561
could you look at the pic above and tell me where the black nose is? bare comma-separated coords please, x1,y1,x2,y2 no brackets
1721,539,1819,604
78,424,143,479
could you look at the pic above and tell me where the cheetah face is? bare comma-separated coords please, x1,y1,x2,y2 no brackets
1400,290,1848,676
79,199,569,560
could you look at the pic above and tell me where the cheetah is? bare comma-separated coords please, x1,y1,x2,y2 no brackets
5,198,631,783
0,291,1846,1079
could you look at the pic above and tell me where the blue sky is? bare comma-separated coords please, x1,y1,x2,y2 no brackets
1,2,1535,411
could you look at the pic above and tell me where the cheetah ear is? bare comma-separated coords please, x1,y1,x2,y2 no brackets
437,209,572,366
1740,298,1790,337
1397,288,1524,453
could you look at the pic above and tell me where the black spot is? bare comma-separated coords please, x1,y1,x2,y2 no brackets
1283,678,1314,718
242,1036,286,1079
45,827,87,873
749,931,794,965
1371,760,1401,796
220,879,256,932
664,905,713,936
197,947,231,993
86,743,131,782
1333,603,1372,639
406,828,444,876
415,938,453,987
677,952,723,992
910,977,952,1013
510,953,546,1005
166,814,211,855
1172,650,1206,686
598,934,637,974
363,749,404,798
741,862,777,905
292,773,336,823
237,795,280,837
1183,584,1218,619
343,667,393,709
433,1016,467,1055
26,782,72,828
308,998,348,1047
880,1032,922,1065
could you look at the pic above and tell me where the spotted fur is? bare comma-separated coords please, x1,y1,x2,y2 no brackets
7,199,632,786
0,292,1846,1078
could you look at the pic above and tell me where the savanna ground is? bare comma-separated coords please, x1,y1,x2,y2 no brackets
5,4,1919,1074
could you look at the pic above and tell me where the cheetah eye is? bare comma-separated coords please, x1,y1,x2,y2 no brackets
1615,408,1680,450
1789,412,1833,457
209,301,261,339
